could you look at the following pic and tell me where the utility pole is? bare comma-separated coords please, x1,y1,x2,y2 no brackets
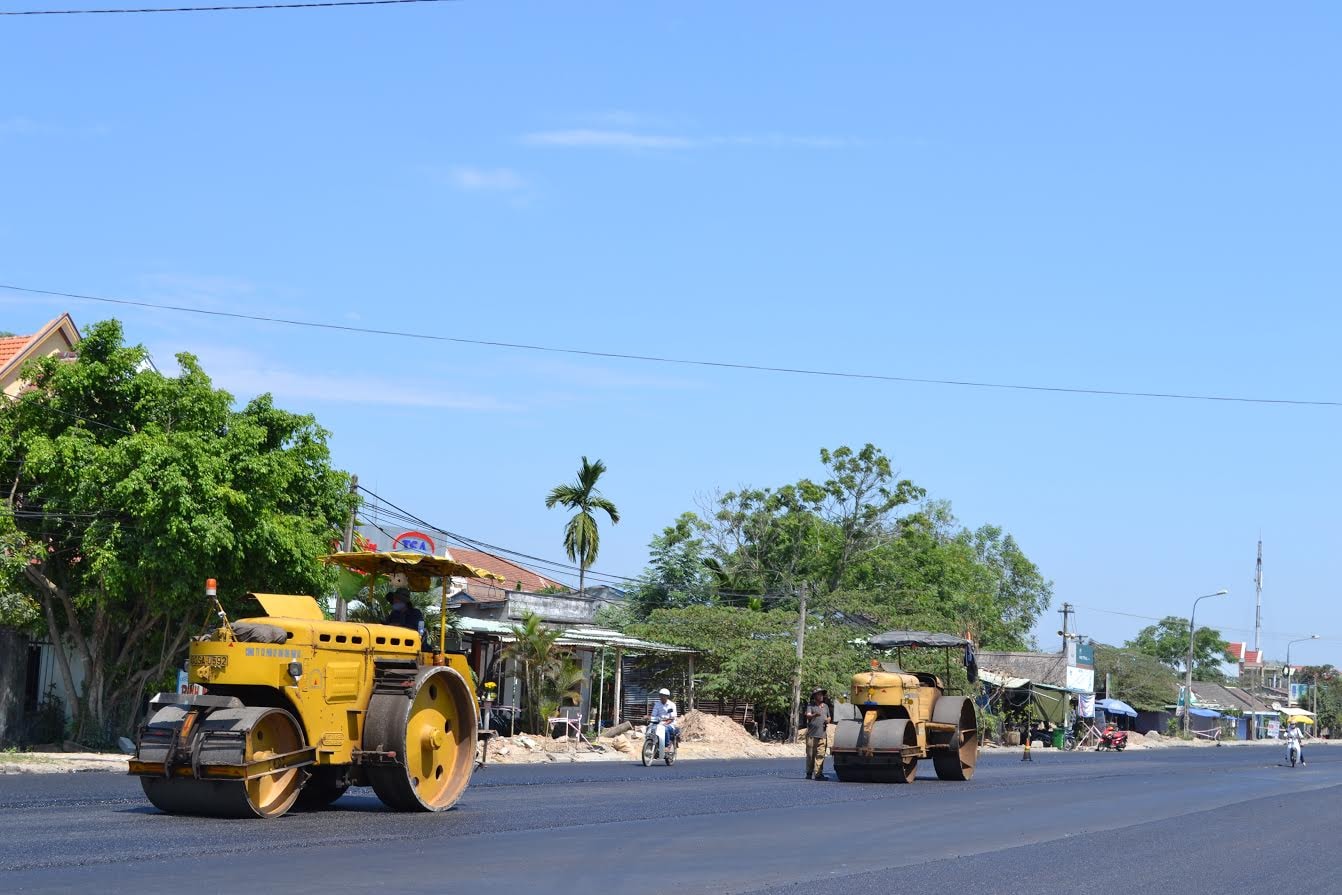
1254,538,1263,654
1254,538,1263,691
1059,602,1074,653
788,584,809,744
336,473,358,621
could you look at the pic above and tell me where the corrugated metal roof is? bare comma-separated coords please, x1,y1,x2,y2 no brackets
454,617,693,653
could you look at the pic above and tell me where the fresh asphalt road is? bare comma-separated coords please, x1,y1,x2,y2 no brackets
2,745,1339,894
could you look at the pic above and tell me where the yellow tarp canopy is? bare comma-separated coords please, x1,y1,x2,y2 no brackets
321,551,505,593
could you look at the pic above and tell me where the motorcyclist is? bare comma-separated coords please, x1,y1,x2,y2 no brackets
651,688,679,750
1285,723,1305,766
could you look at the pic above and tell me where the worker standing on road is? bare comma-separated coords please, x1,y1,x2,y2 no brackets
805,688,831,780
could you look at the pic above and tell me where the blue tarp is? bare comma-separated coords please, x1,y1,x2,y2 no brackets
1096,698,1138,717
1188,707,1222,718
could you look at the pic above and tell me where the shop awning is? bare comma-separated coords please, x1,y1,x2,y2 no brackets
1188,707,1222,718
980,669,1031,689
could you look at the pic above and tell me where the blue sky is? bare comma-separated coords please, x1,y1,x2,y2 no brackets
3,2,1340,666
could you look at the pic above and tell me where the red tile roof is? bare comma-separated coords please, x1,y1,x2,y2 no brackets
0,335,36,371
446,546,566,593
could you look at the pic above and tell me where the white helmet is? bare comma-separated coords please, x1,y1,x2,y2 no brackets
658,688,671,696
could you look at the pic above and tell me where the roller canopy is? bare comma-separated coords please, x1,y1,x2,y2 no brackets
321,551,506,592
869,631,972,649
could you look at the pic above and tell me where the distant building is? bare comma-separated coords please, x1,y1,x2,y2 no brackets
0,313,81,397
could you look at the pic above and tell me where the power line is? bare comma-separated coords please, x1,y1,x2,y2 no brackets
0,0,456,15
4,282,1338,408
357,485,638,586
1074,603,1337,645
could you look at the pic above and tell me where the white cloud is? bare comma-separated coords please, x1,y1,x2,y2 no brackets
522,128,858,151
0,118,110,139
0,117,42,137
138,273,259,305
448,166,526,191
523,129,696,150
164,344,518,412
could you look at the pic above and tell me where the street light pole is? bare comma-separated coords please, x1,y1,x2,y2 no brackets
1184,589,1229,737
1285,634,1320,707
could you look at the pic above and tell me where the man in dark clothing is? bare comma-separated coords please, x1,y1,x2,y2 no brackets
804,688,831,780
385,587,425,636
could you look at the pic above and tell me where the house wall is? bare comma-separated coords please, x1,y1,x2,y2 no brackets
506,590,598,624
1,320,79,397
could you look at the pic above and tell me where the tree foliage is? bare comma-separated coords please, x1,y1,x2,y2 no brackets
505,611,582,734
1126,616,1229,680
624,444,1053,724
1093,643,1179,711
0,320,352,741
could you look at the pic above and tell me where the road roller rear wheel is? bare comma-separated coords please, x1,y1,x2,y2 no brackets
931,696,979,781
365,666,477,812
138,705,307,818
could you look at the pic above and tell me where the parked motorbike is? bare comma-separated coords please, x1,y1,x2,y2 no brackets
641,721,678,767
1287,738,1301,767
1095,725,1128,752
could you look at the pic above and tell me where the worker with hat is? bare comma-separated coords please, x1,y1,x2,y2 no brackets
804,687,831,780
651,687,679,751
384,586,425,637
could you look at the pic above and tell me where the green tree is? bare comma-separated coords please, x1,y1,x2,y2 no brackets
1297,665,1338,733
1127,616,1229,680
504,611,582,733
625,513,715,619
618,444,1054,728
1093,644,1179,711
545,456,619,597
629,604,798,730
0,320,352,742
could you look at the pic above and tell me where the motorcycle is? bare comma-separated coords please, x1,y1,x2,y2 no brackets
1287,738,1302,767
1095,725,1128,752
641,721,679,767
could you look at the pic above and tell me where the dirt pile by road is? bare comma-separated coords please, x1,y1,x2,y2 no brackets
676,711,803,759
481,710,805,764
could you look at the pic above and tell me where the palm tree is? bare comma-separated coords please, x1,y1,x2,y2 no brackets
545,456,620,597
505,612,581,733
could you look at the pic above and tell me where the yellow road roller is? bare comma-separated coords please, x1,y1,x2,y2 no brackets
831,630,980,784
130,551,503,818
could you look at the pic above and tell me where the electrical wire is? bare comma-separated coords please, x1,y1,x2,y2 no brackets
4,283,1337,408
0,0,457,15
356,485,640,587
1073,603,1337,644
